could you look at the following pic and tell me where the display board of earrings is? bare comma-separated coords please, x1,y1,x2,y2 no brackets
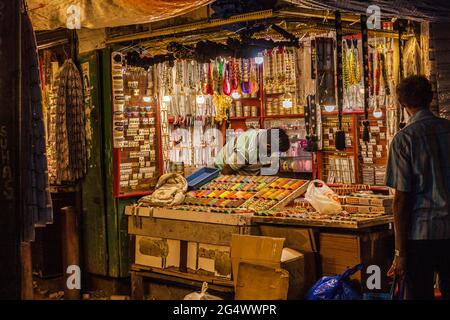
111,53,160,196
318,112,357,184
358,112,388,186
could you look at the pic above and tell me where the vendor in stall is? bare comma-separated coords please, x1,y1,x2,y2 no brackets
214,128,290,175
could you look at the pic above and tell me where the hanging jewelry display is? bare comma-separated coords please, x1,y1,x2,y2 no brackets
223,61,232,96
342,38,363,110
114,59,160,195
316,37,336,108
263,47,299,116
241,58,251,96
296,39,315,108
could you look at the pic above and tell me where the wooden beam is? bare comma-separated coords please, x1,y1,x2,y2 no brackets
0,0,22,300
106,10,274,44
61,207,81,300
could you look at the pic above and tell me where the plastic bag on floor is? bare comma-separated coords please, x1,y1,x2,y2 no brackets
184,282,223,300
306,264,364,300
304,180,342,214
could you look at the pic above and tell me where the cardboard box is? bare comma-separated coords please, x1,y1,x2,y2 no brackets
235,263,289,300
231,234,285,287
135,236,180,269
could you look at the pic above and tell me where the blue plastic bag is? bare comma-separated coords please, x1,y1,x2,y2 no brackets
306,264,364,300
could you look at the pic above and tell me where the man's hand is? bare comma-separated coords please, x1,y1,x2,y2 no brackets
387,256,407,278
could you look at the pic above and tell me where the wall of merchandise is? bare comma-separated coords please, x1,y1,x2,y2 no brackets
110,30,407,197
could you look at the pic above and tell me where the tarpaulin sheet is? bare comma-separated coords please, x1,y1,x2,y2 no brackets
28,0,212,30
284,0,450,22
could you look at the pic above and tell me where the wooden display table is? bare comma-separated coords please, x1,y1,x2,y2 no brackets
126,205,394,297
253,216,394,293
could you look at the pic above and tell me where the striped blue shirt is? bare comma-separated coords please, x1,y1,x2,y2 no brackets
385,109,450,240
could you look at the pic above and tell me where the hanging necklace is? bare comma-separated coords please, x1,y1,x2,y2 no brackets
205,63,214,95
231,59,239,92
215,60,223,94
241,59,251,94
223,62,231,96
250,60,258,95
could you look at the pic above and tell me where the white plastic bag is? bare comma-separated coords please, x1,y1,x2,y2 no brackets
183,282,223,300
304,180,342,214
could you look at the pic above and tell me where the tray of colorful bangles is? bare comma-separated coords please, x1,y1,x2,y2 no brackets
178,175,310,213
169,204,255,215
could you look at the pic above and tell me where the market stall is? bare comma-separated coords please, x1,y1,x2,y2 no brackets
100,7,423,299
29,0,434,299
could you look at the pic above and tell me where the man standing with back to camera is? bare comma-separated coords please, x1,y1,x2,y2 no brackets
386,75,450,299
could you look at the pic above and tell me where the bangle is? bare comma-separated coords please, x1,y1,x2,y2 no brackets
395,249,401,257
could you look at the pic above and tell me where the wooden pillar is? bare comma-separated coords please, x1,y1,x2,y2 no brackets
131,271,145,300
61,206,81,300
21,242,34,300
0,0,22,300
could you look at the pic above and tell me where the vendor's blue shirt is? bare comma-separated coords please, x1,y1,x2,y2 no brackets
385,109,450,240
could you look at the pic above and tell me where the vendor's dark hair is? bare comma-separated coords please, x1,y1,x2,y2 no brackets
396,75,433,109
267,128,290,152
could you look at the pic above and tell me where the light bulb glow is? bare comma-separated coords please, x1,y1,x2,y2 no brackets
162,95,171,102
231,90,241,100
143,96,151,103
373,109,383,118
282,98,293,109
196,94,205,104
324,105,335,112
254,55,264,65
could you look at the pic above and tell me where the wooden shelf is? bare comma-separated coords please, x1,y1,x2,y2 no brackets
117,191,152,199
321,149,355,153
229,116,260,121
233,96,260,101
327,183,389,192
263,113,304,119
321,110,365,115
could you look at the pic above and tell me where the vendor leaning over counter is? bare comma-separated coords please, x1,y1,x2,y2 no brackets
214,128,291,176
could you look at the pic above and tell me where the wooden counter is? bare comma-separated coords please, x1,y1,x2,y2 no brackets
252,215,393,230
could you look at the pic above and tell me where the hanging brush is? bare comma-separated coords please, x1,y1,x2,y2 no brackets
361,14,371,142
305,95,318,152
335,11,346,150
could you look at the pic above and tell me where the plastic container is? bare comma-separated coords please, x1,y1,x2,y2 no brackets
187,167,221,190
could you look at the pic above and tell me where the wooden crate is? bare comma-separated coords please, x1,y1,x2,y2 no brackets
126,206,255,281
319,230,394,292
126,206,255,246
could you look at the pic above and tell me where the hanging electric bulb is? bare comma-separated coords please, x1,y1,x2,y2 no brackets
231,90,241,100
373,105,383,118
143,96,152,103
254,53,264,65
282,92,293,109
324,105,336,112
162,95,171,103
